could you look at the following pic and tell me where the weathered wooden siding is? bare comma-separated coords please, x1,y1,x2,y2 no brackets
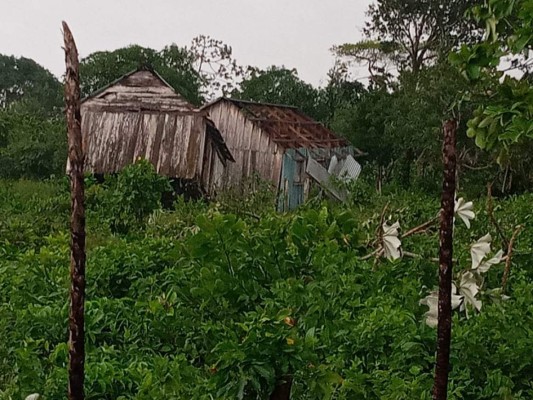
81,109,206,179
203,97,360,208
201,137,225,194
79,70,219,181
205,100,284,191
82,70,193,112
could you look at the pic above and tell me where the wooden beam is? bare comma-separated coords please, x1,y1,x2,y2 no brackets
63,21,86,400
433,119,457,400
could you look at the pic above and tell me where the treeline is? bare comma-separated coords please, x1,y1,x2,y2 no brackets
1,0,531,194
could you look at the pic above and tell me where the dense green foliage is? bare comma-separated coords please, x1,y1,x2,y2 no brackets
86,160,172,234
0,55,66,180
1,165,532,399
330,0,533,193
0,109,66,179
232,66,365,125
330,63,500,193
0,54,62,114
450,0,533,169
232,66,325,120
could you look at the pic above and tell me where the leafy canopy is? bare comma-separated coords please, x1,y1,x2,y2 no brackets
0,54,62,115
335,0,482,82
231,66,324,120
451,0,533,162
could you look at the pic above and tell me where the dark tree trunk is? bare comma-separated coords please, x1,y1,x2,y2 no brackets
270,375,293,400
63,21,86,400
432,120,457,400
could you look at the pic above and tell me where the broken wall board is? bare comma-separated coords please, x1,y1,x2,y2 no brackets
306,157,347,202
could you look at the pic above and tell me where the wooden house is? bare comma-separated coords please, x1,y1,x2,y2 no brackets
202,98,362,210
80,68,233,195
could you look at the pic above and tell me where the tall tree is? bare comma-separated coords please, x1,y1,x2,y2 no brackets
336,0,481,79
189,35,244,100
332,61,490,190
0,110,66,179
80,45,203,105
232,66,325,121
332,41,396,88
0,54,62,114
331,88,392,167
320,60,366,125
0,55,66,179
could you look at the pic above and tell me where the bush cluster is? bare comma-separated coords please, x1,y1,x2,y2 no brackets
1,173,532,399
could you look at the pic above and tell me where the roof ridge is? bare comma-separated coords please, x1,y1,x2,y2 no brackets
225,97,299,109
81,67,181,103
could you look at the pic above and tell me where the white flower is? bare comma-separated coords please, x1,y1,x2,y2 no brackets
382,221,401,260
471,233,492,270
458,271,482,313
25,395,41,400
420,283,463,328
477,249,504,273
454,197,475,228
420,292,439,328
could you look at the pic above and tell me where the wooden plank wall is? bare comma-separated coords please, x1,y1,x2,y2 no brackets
81,110,206,179
81,70,207,180
205,100,284,191
200,138,225,195
82,70,192,112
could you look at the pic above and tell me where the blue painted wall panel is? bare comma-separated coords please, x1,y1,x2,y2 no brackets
277,146,356,211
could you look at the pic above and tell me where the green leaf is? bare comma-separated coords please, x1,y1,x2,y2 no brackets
253,364,274,381
478,116,493,128
467,64,481,80
475,132,487,149
512,34,532,52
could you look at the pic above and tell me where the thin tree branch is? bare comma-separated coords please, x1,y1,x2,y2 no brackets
361,248,382,261
487,184,510,250
501,225,524,293
402,215,440,239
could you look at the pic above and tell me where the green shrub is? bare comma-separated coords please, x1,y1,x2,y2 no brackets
0,180,532,399
89,160,172,234
0,110,66,179
214,173,277,216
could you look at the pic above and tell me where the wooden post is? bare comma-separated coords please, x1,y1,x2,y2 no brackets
63,21,86,400
270,375,293,400
432,120,457,400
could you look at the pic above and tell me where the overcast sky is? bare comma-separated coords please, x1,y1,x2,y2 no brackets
1,0,371,87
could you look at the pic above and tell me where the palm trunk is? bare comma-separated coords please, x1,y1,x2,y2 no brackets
432,119,457,400
63,21,86,400
270,375,293,400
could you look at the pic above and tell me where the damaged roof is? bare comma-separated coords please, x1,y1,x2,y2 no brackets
204,98,362,152
81,67,194,112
